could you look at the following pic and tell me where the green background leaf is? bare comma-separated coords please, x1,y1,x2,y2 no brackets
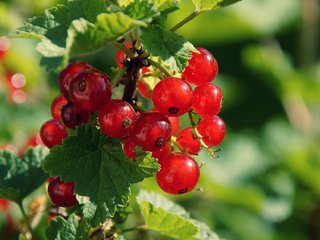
47,215,78,240
137,190,221,240
0,147,48,202
192,0,242,11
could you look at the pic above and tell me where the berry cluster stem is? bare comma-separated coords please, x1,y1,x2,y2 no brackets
122,65,140,105
148,59,171,77
18,200,35,240
188,110,217,157
170,10,200,32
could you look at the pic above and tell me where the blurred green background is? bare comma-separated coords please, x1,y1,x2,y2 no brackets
0,0,319,239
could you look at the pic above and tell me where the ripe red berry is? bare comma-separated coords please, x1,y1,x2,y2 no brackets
98,100,136,138
152,77,193,117
129,112,172,151
156,152,200,194
51,95,68,120
192,83,223,117
152,143,170,161
59,62,93,101
115,42,131,68
70,69,112,111
196,115,226,146
177,127,201,154
61,103,90,129
40,119,68,148
183,48,218,85
121,138,137,159
47,177,78,208
168,116,180,136
137,80,152,99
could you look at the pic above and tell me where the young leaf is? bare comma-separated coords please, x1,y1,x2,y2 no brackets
124,1,160,22
192,0,242,12
66,13,147,58
137,190,221,240
44,124,159,217
47,215,78,240
141,25,196,73
0,147,49,203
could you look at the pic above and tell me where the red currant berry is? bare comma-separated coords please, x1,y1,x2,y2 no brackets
122,138,137,159
70,69,112,111
137,80,152,99
51,95,68,120
59,62,93,101
177,127,201,154
99,100,136,138
48,177,78,208
183,48,218,85
61,103,90,129
40,119,68,148
152,77,193,117
152,143,170,161
192,83,223,117
48,214,58,222
156,152,200,194
115,42,131,68
168,116,180,136
129,112,172,151
48,177,55,184
196,115,226,146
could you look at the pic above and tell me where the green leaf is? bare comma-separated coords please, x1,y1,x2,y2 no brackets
0,147,49,202
137,190,221,240
117,0,134,7
124,1,160,22
141,25,196,73
44,124,159,217
153,0,180,13
115,236,126,240
47,215,78,240
66,12,146,58
192,0,242,11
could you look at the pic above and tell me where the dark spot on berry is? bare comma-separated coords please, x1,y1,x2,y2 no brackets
155,137,165,147
192,133,198,140
74,114,81,123
78,79,86,92
122,117,132,129
178,188,188,194
168,107,179,114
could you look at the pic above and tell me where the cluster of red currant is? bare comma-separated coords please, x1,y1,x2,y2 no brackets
41,44,226,209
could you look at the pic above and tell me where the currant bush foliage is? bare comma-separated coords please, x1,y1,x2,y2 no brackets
44,124,159,219
0,147,48,203
137,191,221,240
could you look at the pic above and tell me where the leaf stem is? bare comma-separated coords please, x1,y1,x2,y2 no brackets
112,42,135,58
112,67,127,87
120,225,147,233
18,200,35,240
147,59,171,77
170,11,200,32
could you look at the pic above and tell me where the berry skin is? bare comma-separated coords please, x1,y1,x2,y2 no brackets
121,138,137,159
51,95,68,120
168,116,180,136
152,143,170,161
40,119,68,148
129,112,172,151
70,69,112,111
192,83,223,117
177,127,201,154
59,62,93,101
137,80,152,99
61,103,90,129
98,100,136,138
183,48,218,85
196,115,226,146
156,152,200,194
152,77,193,117
115,42,131,68
47,177,78,208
